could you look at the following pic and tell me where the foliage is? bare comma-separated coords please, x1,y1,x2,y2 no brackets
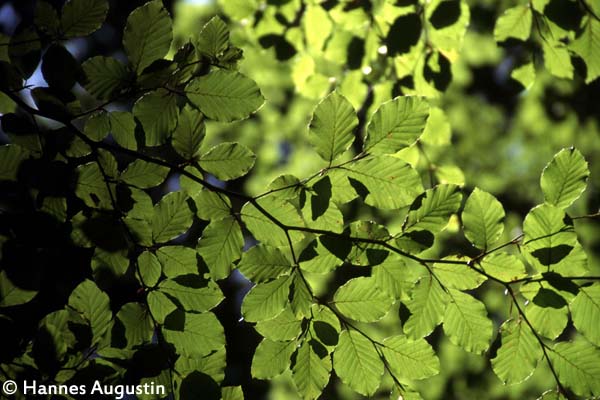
0,1,599,400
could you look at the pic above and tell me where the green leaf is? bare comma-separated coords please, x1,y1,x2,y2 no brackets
443,289,493,353
109,111,137,150
300,177,344,233
238,244,291,283
381,335,439,380
542,42,573,80
116,302,154,347
0,144,29,181
138,251,162,288
121,159,169,189
372,256,420,300
241,197,305,247
147,290,177,324
75,162,115,209
345,155,424,209
68,280,112,341
290,271,313,319
196,16,230,59
491,318,542,385
434,260,487,290
60,0,108,37
522,204,581,273
222,386,244,400
159,278,224,312
251,338,296,379
123,0,173,73
35,1,60,36
152,191,194,243
172,105,205,160
299,238,342,274
199,142,256,181
525,302,568,340
334,330,383,396
404,276,448,339
403,184,462,233
363,96,429,155
479,252,527,282
133,89,179,146
242,275,292,322
82,56,131,101
186,69,265,122
0,271,37,307
511,61,536,89
333,277,394,322
462,188,505,250
292,340,332,400
157,246,198,277
540,147,589,209
197,216,244,280
194,189,231,221
494,5,532,42
84,111,110,141
308,91,358,163
163,311,225,358
255,307,302,341
571,284,600,346
550,339,600,397
570,17,600,83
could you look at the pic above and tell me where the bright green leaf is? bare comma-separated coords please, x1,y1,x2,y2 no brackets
292,339,331,400
540,147,589,209
251,338,296,379
381,335,439,380
443,289,493,353
363,96,429,155
308,91,358,163
152,191,193,243
334,330,383,396
242,275,292,322
333,277,394,322
550,339,600,397
494,5,532,42
491,318,542,385
197,216,243,280
121,159,169,189
199,142,256,181
238,244,291,283
345,155,424,209
462,188,505,250
186,70,264,122
571,284,600,346
404,276,448,339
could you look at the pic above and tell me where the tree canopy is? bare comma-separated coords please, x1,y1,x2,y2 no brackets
0,0,599,399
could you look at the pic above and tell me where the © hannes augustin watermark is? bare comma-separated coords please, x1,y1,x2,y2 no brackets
2,379,166,399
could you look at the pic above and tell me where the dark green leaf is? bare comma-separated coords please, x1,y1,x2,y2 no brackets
61,0,108,37
123,0,173,73
133,89,179,146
